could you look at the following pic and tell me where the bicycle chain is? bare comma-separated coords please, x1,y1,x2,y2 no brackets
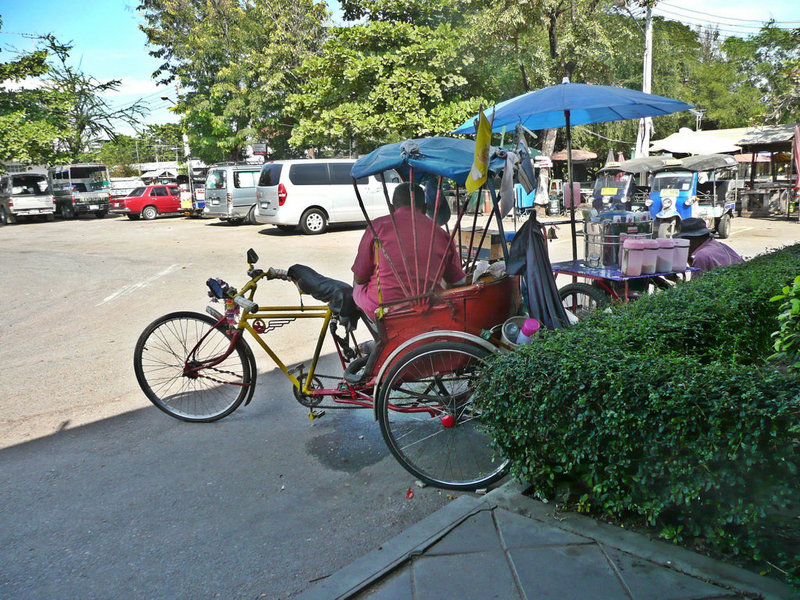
195,366,249,387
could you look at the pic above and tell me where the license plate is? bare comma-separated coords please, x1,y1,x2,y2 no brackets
260,202,270,209
90,205,99,210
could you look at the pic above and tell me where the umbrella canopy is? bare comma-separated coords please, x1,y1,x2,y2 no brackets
650,127,746,155
452,82,692,135
452,81,691,260
351,137,505,185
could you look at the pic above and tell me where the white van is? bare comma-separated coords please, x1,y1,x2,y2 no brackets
254,159,401,234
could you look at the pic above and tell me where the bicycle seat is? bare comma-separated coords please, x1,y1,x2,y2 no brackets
287,264,360,328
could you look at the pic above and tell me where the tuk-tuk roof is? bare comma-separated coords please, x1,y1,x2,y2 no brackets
654,154,738,173
352,137,506,185
615,156,670,174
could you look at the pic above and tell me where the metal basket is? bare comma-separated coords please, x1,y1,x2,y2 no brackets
584,220,653,268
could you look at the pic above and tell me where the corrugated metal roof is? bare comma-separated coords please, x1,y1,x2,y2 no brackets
737,124,797,149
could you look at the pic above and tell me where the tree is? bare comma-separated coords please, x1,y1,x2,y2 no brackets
138,0,329,163
286,20,485,155
722,24,800,124
41,38,148,161
0,19,66,165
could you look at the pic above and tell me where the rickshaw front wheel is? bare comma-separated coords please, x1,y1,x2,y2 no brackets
376,340,508,491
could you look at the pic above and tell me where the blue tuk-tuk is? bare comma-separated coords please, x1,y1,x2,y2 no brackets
647,154,738,238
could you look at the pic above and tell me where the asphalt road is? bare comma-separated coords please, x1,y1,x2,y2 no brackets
1,210,798,599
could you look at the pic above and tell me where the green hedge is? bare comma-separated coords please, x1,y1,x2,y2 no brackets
477,244,800,585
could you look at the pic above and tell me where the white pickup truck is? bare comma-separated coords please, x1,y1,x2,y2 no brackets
0,172,55,225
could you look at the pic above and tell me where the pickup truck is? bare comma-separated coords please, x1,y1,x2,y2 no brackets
0,172,56,224
49,164,111,219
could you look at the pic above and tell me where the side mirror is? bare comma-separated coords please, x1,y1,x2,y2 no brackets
247,248,259,264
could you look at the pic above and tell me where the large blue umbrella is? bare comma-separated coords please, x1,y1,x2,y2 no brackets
453,80,692,258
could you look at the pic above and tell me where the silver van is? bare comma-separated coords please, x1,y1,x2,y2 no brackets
0,171,55,224
203,163,262,224
254,159,400,234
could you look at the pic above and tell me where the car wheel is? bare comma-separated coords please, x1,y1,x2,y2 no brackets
300,208,327,235
60,204,75,220
247,205,259,225
127,214,141,220
717,214,731,239
141,205,158,221
0,206,14,225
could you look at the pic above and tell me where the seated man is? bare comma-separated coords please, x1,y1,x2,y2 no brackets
676,217,743,273
351,182,466,317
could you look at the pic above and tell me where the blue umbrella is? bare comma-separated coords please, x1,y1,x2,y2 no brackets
453,80,692,258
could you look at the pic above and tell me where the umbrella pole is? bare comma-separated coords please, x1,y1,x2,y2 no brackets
565,110,578,261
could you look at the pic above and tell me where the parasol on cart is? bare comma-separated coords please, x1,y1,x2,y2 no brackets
453,79,692,260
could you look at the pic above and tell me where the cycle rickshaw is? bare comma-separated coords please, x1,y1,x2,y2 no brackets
133,137,523,491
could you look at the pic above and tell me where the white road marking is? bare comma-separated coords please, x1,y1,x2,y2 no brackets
97,264,185,306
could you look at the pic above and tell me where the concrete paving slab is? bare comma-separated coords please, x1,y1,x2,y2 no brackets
411,551,521,600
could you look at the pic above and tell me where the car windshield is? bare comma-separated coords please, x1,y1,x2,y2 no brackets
11,174,49,195
128,187,147,197
652,171,693,193
71,166,111,191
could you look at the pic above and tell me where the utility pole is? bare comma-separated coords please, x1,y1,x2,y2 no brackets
634,0,654,158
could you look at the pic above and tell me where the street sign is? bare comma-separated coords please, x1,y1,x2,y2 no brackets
252,143,267,156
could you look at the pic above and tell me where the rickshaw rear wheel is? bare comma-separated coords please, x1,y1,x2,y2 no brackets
558,282,609,320
376,340,508,491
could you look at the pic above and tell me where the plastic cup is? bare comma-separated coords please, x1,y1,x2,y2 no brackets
672,238,690,271
640,239,659,274
622,239,645,276
655,238,676,273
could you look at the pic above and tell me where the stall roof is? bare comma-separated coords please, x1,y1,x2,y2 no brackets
737,124,797,152
650,127,748,154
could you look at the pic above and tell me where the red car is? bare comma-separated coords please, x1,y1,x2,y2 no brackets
110,185,182,220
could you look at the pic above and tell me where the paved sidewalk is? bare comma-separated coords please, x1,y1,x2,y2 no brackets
296,481,794,600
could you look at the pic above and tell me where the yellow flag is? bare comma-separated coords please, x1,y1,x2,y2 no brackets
465,111,492,194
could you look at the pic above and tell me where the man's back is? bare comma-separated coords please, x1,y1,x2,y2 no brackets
692,237,743,272
352,205,464,314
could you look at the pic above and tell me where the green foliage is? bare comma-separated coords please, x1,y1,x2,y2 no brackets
139,0,328,163
287,21,485,154
0,24,68,164
770,275,800,370
477,245,800,586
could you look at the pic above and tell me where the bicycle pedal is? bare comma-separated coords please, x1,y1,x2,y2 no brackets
308,409,326,420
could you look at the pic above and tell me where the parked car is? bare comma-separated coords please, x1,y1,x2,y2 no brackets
0,171,55,224
49,163,111,219
203,164,261,224
254,159,401,234
110,184,182,220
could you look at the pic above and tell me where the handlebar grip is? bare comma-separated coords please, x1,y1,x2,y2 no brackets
266,267,290,281
234,296,259,313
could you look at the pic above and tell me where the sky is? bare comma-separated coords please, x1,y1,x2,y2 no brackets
1,0,799,137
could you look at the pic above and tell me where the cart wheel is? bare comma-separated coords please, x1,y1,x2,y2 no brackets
558,282,609,320
376,341,508,491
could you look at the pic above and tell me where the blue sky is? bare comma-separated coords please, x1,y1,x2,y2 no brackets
1,0,799,136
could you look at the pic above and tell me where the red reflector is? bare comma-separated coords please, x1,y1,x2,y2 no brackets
278,184,287,206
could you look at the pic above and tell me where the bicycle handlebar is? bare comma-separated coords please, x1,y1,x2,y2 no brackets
266,267,290,281
234,296,259,313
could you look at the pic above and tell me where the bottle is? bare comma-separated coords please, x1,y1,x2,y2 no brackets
504,321,520,344
515,318,540,345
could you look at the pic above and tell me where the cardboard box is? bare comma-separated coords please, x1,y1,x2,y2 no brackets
460,227,503,261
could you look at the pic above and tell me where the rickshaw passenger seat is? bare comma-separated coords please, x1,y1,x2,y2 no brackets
287,264,360,328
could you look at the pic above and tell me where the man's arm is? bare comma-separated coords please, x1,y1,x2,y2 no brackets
351,230,376,285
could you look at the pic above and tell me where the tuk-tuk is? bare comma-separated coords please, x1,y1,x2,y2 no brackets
647,154,738,238
591,157,666,213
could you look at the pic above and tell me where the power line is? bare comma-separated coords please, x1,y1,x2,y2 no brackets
659,2,800,24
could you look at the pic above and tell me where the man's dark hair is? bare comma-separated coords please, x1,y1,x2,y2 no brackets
392,182,426,211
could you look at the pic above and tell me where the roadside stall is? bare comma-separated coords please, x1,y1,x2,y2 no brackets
736,124,797,217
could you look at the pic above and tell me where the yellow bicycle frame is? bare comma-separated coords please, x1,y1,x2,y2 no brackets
232,270,334,396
